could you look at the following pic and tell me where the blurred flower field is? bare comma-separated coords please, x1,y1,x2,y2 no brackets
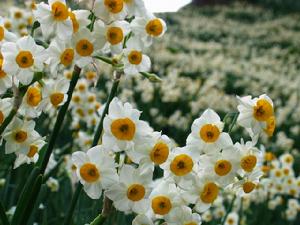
0,1,299,225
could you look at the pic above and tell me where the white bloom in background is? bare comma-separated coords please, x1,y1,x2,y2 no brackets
131,13,167,47
45,38,75,76
129,131,172,171
225,212,238,225
46,177,60,192
2,36,45,85
105,165,152,214
72,145,118,199
132,214,154,225
187,109,232,155
34,0,73,40
237,94,275,139
123,38,151,76
69,9,90,34
39,78,70,112
0,52,12,94
166,206,202,225
0,98,12,125
19,84,43,118
124,0,146,17
3,118,40,155
14,138,45,169
0,16,17,45
102,97,152,152
182,174,219,213
94,0,127,23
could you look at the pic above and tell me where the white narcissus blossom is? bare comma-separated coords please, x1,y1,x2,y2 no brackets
33,0,73,40
105,165,152,214
19,84,43,118
72,145,118,199
123,37,151,76
0,16,17,45
131,13,167,47
0,52,12,94
1,35,45,85
94,0,127,23
166,206,202,225
225,212,238,225
102,97,153,152
187,108,232,155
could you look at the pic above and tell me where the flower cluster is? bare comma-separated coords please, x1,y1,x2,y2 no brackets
71,94,273,224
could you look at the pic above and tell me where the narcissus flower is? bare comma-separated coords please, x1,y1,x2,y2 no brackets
105,165,152,213
19,84,42,118
0,52,12,94
103,97,152,152
1,35,45,85
3,118,40,155
237,94,275,139
94,0,127,23
72,145,118,199
39,78,70,112
187,109,232,155
124,0,146,17
132,215,154,225
131,14,167,47
0,16,17,45
123,38,151,76
34,0,73,40
166,206,202,225
225,212,238,225
68,9,90,34
0,98,12,125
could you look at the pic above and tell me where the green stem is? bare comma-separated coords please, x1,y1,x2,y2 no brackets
0,201,9,225
90,214,106,225
220,195,236,225
63,76,120,225
40,65,81,174
228,113,239,133
31,21,40,37
0,108,18,136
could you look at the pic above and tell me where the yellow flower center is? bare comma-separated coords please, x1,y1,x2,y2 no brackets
14,11,23,19
214,160,232,176
128,50,142,65
0,26,4,41
275,170,282,177
284,155,293,164
146,19,163,36
264,152,275,161
227,218,235,225
149,142,169,165
76,39,94,57
60,48,74,66
253,99,273,121
264,116,275,137
106,27,123,45
151,196,172,215
26,86,42,107
104,0,124,14
200,182,219,204
14,130,28,143
0,58,6,78
50,92,64,107
240,155,257,172
4,21,11,30
126,184,145,201
69,11,79,33
27,145,38,158
283,168,290,176
200,124,220,143
86,71,96,80
111,118,136,141
80,163,100,183
185,222,198,225
0,111,4,124
72,95,81,103
242,181,256,193
170,154,193,176
51,1,69,21
16,51,34,68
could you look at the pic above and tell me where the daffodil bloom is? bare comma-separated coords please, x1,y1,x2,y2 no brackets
237,94,275,139
68,9,90,34
102,97,152,152
124,0,146,17
72,145,118,199
187,108,232,155
34,0,73,40
45,38,75,76
0,16,17,45
123,38,151,76
105,165,152,214
19,84,43,118
39,78,70,113
0,98,12,125
3,118,41,155
225,212,238,225
94,0,127,23
131,13,167,47
1,35,45,85
182,174,220,213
